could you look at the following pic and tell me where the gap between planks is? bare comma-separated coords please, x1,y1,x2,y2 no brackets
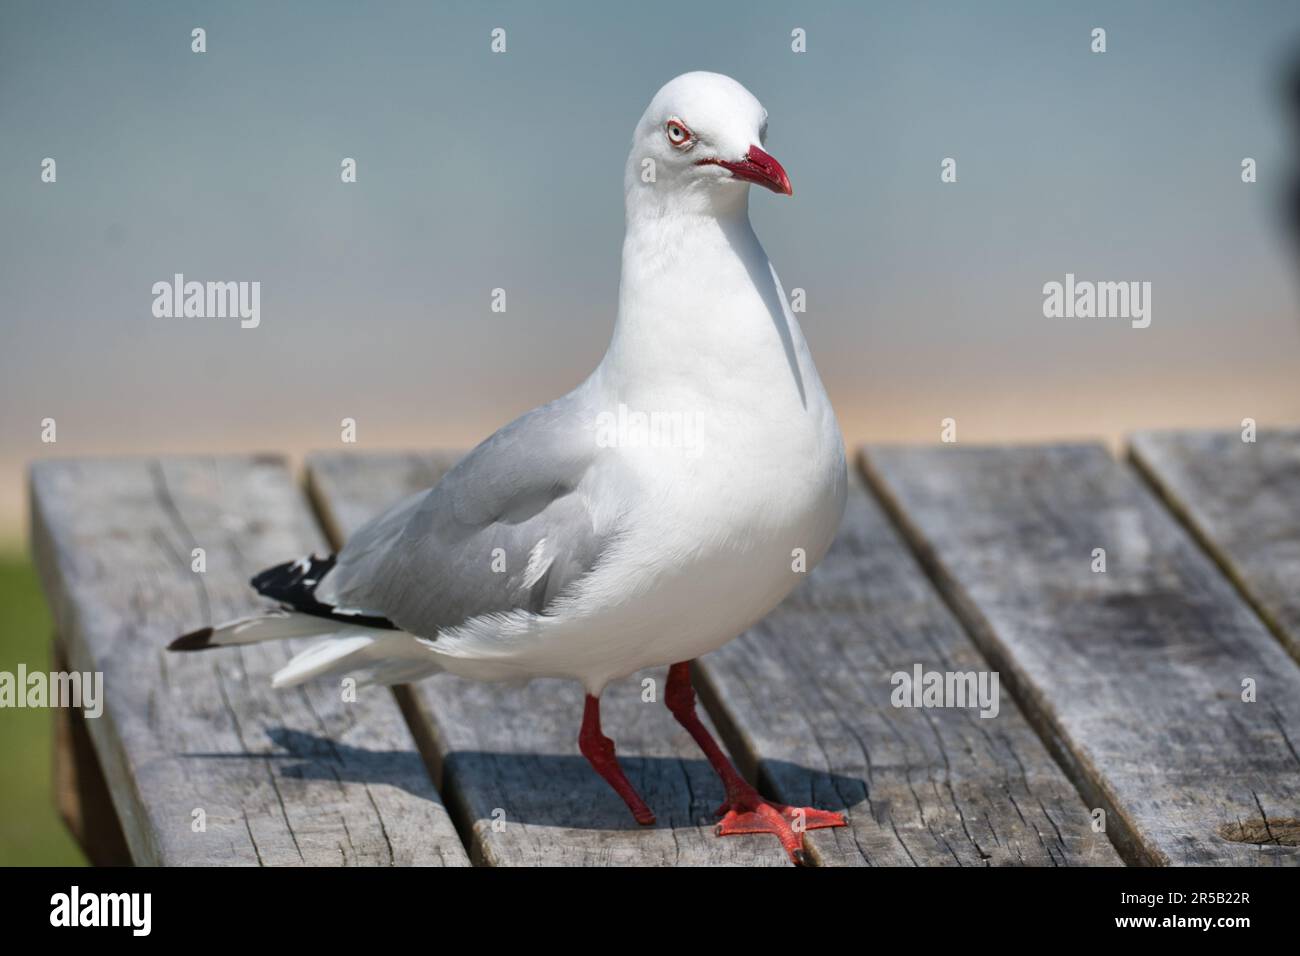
304,465,484,863
857,448,1146,865
860,443,1300,866
1128,430,1300,667
29,457,470,867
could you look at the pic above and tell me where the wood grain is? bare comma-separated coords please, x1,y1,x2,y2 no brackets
308,451,1118,865
862,443,1300,865
1130,429,1300,664
30,457,469,866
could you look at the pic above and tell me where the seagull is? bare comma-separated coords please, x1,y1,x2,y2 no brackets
172,71,849,865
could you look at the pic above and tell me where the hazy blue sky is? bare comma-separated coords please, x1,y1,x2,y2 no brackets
3,1,1300,537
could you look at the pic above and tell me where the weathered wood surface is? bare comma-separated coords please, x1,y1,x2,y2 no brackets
307,452,791,866
702,474,1119,865
1130,429,1300,664
862,444,1300,865
30,457,469,866
308,452,1119,865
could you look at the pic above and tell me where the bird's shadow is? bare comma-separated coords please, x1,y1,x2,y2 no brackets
185,727,867,831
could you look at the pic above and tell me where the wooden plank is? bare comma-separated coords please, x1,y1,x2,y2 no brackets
30,457,469,866
1130,429,1300,664
307,452,791,866
308,451,1118,865
862,443,1300,865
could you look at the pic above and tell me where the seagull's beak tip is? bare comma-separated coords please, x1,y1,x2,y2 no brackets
698,145,792,196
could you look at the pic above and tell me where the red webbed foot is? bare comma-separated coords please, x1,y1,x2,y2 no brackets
714,795,847,865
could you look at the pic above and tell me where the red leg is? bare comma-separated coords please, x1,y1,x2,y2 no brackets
579,694,656,826
665,661,845,865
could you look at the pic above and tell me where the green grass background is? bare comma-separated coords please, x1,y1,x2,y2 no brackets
0,548,86,865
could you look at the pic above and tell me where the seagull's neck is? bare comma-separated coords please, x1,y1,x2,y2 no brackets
599,184,790,402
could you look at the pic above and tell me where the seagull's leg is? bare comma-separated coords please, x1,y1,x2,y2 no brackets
664,661,845,865
578,693,656,826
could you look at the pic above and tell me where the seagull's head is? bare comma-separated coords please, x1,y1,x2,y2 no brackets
627,71,791,214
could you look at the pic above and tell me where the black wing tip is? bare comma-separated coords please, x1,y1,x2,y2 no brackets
250,554,337,597
249,553,399,631
168,626,214,652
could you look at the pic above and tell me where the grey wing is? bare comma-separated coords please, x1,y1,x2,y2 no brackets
316,395,615,637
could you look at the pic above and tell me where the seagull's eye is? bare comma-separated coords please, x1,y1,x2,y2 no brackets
665,120,693,148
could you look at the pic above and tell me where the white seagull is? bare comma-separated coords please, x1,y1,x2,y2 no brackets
173,71,849,864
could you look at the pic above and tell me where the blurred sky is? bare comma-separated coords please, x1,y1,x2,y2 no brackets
3,0,1300,541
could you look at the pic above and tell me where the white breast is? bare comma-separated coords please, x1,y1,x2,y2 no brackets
538,267,847,690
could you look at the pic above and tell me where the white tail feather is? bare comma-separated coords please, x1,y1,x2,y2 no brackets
183,610,440,689
272,632,439,688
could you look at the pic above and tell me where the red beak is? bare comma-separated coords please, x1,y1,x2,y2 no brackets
699,145,793,196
